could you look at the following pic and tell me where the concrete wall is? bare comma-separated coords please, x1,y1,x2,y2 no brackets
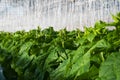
0,0,120,32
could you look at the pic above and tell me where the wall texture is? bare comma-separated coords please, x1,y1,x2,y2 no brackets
0,0,120,32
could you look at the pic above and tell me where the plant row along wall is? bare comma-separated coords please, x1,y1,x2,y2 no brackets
0,13,120,80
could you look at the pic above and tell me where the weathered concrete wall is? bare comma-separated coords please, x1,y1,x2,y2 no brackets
0,0,120,32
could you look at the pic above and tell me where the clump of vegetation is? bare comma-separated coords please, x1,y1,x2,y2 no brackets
0,13,120,80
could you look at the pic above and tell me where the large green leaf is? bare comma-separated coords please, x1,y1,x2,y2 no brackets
97,52,120,80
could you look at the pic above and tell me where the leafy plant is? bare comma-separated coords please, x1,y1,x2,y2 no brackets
0,13,120,80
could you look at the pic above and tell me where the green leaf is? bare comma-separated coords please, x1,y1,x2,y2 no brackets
86,33,96,42
19,41,34,55
112,13,120,23
97,52,120,80
91,39,111,51
73,51,90,80
50,46,90,80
